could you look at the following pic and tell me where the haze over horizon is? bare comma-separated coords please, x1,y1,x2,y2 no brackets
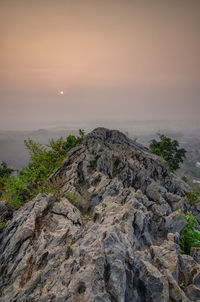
1,0,200,130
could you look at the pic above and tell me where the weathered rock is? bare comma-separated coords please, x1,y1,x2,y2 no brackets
150,237,179,280
191,203,200,225
191,247,200,264
0,200,17,222
165,211,187,233
0,127,199,302
186,284,200,301
133,259,169,301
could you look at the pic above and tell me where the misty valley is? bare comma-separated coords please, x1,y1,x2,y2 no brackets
0,120,199,186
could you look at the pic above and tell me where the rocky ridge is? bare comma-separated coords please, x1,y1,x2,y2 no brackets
0,127,200,302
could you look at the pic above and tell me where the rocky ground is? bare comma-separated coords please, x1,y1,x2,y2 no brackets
0,127,200,302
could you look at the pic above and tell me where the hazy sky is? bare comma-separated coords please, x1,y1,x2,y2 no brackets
0,0,200,129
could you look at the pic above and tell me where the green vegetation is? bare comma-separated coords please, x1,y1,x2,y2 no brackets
180,211,200,254
64,191,85,211
0,161,14,178
186,188,200,206
0,218,7,229
0,161,14,198
150,134,186,172
181,176,200,206
0,130,85,207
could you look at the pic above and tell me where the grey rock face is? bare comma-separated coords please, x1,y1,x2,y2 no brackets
190,248,200,264
0,127,199,302
0,200,17,221
165,211,187,233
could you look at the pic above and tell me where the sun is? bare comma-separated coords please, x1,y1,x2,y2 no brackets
60,90,64,95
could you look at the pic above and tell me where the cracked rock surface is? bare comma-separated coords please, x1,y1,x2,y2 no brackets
0,127,200,302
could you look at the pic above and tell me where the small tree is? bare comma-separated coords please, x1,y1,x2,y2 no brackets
149,134,186,172
180,211,200,254
0,161,14,178
0,162,14,197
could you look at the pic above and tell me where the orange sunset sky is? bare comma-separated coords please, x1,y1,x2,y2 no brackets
0,0,200,128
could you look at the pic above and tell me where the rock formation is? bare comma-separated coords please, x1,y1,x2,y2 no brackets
0,127,200,302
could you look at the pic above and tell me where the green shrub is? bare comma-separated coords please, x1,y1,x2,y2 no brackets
186,190,200,206
0,162,14,198
180,211,200,254
181,176,188,183
0,129,85,207
0,161,14,178
3,176,30,207
149,134,186,172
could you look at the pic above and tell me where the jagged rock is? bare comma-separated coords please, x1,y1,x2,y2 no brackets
133,258,169,301
165,211,187,233
191,248,200,264
191,203,200,225
186,284,200,301
150,237,179,280
0,127,199,302
0,200,17,221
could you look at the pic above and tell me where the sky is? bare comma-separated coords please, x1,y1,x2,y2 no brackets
0,0,200,129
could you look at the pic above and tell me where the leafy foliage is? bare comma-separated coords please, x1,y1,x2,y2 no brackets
3,176,29,207
150,134,186,172
180,211,200,254
0,161,14,178
186,189,200,206
0,130,85,207
0,161,14,198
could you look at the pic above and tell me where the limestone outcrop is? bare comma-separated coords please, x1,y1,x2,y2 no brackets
0,128,200,302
